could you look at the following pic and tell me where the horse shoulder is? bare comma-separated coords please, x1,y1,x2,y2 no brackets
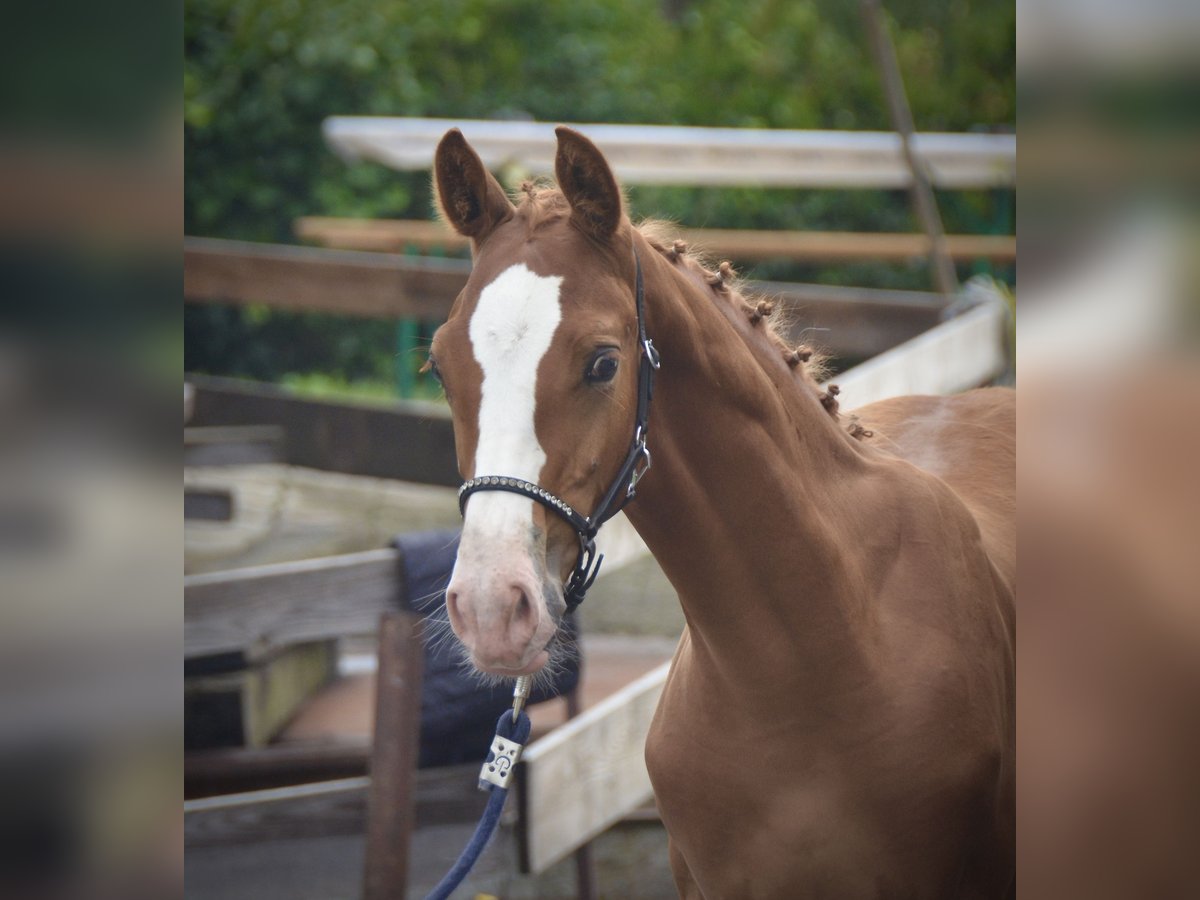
839,455,1016,890
843,435,1014,752
854,388,1015,591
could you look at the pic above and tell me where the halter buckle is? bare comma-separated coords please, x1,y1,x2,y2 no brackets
564,537,602,613
627,434,652,498
642,338,661,369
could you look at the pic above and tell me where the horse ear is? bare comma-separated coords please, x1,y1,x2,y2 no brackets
555,126,623,241
434,129,514,241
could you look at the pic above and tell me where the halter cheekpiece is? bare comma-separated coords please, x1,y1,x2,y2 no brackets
457,245,659,613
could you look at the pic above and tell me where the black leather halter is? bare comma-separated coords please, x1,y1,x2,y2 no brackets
457,246,659,614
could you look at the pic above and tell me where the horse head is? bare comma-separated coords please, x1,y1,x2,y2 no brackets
429,126,643,676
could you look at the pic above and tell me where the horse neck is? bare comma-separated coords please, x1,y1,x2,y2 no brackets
623,235,876,692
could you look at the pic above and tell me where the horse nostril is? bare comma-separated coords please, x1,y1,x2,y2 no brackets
505,583,538,634
445,588,465,629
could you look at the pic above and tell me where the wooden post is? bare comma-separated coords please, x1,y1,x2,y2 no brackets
565,688,598,900
363,612,424,900
860,0,960,298
518,665,668,874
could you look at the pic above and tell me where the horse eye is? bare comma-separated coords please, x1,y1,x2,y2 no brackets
585,352,619,384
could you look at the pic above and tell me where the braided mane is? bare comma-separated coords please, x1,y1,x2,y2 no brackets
510,183,859,432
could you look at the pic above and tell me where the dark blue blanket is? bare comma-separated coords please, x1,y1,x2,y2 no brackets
392,530,581,768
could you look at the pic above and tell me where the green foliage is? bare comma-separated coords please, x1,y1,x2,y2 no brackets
185,0,1014,394
279,372,431,403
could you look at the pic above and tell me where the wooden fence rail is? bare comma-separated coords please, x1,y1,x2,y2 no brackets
295,216,1016,263
184,548,403,660
185,237,951,360
184,236,469,320
323,117,1015,189
184,765,485,847
187,373,459,486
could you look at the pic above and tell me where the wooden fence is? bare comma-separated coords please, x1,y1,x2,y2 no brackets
183,539,661,887
294,216,1016,263
323,117,1015,189
185,237,952,362
187,374,458,486
184,236,468,320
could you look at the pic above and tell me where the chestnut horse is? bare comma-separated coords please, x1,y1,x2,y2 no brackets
429,126,1014,898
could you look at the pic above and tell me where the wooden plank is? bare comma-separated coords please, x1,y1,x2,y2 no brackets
184,236,470,319
295,217,466,254
184,425,284,467
186,424,286,445
517,661,670,874
185,238,947,359
184,765,486,847
186,374,459,487
185,741,372,799
675,228,1014,263
186,742,508,823
296,216,1016,263
185,777,372,847
184,236,968,361
323,117,1015,189
764,281,944,311
363,613,425,900
564,688,597,900
835,295,1010,410
184,549,402,659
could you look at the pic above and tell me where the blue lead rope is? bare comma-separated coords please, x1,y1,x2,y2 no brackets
424,708,532,900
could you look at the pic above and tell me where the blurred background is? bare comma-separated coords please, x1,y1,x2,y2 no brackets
1017,1,1200,897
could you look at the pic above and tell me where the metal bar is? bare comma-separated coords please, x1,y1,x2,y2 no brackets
395,318,419,399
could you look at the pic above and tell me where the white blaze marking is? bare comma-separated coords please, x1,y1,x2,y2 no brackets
465,263,564,537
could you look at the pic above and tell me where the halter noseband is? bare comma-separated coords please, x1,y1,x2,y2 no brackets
457,246,659,614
